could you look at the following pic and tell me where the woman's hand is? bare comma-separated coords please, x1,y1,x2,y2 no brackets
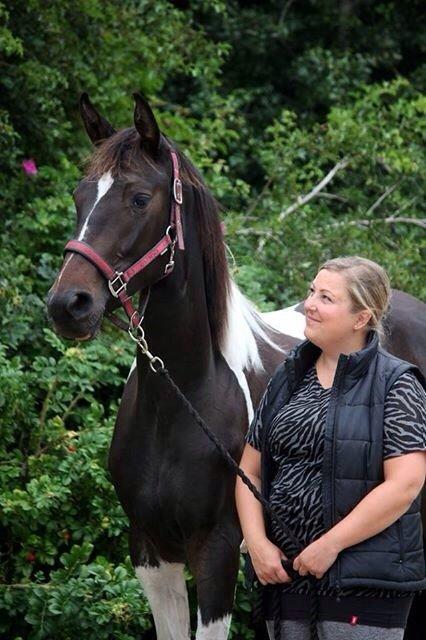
293,535,340,579
248,538,292,585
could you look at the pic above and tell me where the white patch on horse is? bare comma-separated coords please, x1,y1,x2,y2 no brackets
127,357,137,382
135,562,190,640
50,253,73,294
196,610,231,640
262,303,306,340
220,281,286,422
77,171,114,241
52,172,115,284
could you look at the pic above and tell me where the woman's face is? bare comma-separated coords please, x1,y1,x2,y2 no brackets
303,269,369,349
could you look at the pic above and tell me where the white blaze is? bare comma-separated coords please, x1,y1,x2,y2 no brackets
50,172,115,290
78,171,114,241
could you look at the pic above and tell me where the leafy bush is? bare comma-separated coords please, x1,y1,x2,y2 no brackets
1,1,424,638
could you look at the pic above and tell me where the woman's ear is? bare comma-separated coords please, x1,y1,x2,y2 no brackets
354,309,372,331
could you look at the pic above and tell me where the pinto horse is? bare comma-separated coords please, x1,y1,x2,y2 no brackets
47,94,425,640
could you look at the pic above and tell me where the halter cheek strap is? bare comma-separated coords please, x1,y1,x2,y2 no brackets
170,150,184,250
63,147,184,329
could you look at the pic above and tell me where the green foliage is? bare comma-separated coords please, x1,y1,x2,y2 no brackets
1,1,425,638
0,328,138,638
230,78,425,307
1,546,152,639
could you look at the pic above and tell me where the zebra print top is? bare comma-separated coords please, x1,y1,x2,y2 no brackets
246,368,426,598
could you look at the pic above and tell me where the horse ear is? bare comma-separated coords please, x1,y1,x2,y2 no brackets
79,93,116,145
133,92,160,157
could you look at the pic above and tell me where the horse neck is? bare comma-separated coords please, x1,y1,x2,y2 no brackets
136,221,218,390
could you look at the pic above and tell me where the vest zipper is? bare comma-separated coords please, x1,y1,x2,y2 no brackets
327,356,348,590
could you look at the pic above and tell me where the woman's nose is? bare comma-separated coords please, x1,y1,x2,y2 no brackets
304,296,316,313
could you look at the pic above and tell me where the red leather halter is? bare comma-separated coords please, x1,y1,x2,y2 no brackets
63,147,184,329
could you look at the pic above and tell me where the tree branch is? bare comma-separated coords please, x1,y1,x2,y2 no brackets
316,192,349,203
235,228,285,246
365,183,398,217
332,216,426,230
278,158,349,221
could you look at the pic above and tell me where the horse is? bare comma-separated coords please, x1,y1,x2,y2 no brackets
47,93,426,640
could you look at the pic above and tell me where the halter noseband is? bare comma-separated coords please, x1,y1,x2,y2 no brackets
63,147,184,330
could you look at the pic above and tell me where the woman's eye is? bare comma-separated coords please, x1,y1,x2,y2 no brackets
322,294,331,302
132,194,151,208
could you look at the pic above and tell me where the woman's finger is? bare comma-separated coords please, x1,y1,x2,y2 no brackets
275,567,290,583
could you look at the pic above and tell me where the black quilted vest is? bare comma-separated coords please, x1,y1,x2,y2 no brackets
260,332,426,592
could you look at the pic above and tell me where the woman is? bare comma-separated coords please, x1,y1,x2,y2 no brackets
236,256,426,640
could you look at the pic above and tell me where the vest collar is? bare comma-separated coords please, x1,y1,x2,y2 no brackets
286,331,380,391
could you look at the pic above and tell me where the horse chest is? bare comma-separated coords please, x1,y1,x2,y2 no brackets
109,364,246,546
110,415,230,533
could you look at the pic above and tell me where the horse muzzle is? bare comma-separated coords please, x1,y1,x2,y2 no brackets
46,287,104,340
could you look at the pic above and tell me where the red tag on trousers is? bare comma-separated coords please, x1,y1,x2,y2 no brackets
350,615,359,625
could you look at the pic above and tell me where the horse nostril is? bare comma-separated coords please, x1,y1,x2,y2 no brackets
66,291,94,320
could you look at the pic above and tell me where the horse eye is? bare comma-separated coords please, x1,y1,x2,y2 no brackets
132,193,151,208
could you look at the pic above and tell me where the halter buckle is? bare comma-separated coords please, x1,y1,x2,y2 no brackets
108,272,127,298
173,178,183,205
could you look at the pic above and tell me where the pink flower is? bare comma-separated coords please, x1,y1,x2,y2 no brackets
22,158,38,176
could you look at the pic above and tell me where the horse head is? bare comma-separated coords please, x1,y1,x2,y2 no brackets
47,93,185,341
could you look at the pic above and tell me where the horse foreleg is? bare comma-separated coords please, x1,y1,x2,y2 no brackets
195,610,232,640
188,522,241,640
129,525,190,639
135,561,190,640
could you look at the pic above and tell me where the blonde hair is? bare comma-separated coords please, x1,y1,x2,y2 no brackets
318,256,391,335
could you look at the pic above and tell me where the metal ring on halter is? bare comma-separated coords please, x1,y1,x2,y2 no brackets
149,356,165,373
126,311,163,366
127,327,148,352
129,310,143,331
128,323,145,343
160,226,175,256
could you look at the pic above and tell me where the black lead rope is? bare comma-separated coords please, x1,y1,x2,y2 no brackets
156,365,320,640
